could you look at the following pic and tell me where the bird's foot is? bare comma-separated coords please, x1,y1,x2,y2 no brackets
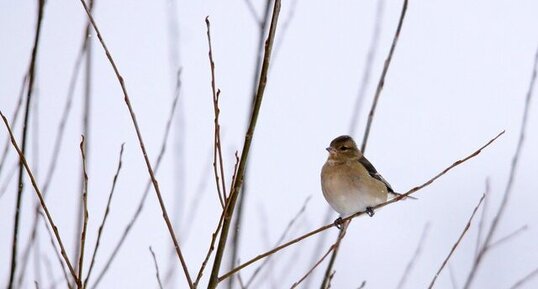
334,217,344,229
366,207,375,217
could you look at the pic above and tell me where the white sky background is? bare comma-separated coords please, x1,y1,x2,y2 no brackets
1,0,537,288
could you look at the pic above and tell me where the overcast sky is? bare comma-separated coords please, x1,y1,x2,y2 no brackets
1,0,537,288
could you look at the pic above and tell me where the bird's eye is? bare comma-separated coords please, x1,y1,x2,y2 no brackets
340,146,348,151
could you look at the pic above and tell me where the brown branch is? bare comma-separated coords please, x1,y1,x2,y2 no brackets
149,247,165,289
361,0,408,152
39,212,74,289
77,136,90,285
7,2,45,288
348,0,385,136
83,143,125,288
290,245,336,289
509,267,538,289
474,179,489,258
463,45,538,289
0,73,27,179
218,131,503,282
245,196,312,287
206,1,282,288
205,17,227,208
488,225,528,250
77,1,193,287
1,112,80,286
396,223,430,289
91,77,181,289
428,193,486,289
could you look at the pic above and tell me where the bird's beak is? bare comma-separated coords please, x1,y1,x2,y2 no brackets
326,147,336,154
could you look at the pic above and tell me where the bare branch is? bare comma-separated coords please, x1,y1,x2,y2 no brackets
245,196,312,287
396,223,430,289
428,193,486,289
349,0,385,136
149,247,165,289
488,225,528,250
361,0,408,152
509,266,538,289
205,17,227,208
77,136,90,284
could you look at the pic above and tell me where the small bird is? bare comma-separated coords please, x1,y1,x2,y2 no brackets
321,135,397,227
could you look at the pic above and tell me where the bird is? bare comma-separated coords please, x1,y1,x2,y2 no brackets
321,135,399,228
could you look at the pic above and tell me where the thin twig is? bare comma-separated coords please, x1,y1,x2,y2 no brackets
463,45,538,289
474,179,489,258
149,247,165,289
7,2,45,288
0,73,26,178
219,131,503,282
91,79,181,289
77,1,193,287
509,267,538,289
84,143,125,288
349,0,385,136
39,212,74,289
1,112,80,286
488,225,528,250
290,245,336,289
396,223,430,289
205,17,227,207
245,196,312,287
206,1,282,288
428,193,486,289
361,0,408,152
77,136,90,285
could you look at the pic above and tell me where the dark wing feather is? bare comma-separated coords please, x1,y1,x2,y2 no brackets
358,156,394,193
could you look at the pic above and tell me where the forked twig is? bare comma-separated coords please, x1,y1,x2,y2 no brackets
77,1,193,287
428,193,486,289
219,131,503,282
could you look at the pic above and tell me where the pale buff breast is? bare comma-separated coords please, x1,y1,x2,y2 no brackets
321,161,388,217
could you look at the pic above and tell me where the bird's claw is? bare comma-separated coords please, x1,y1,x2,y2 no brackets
366,207,375,217
334,217,344,229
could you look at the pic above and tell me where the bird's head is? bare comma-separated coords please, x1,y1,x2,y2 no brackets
326,135,362,161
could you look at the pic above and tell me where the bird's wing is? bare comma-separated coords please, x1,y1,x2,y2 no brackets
358,156,394,193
